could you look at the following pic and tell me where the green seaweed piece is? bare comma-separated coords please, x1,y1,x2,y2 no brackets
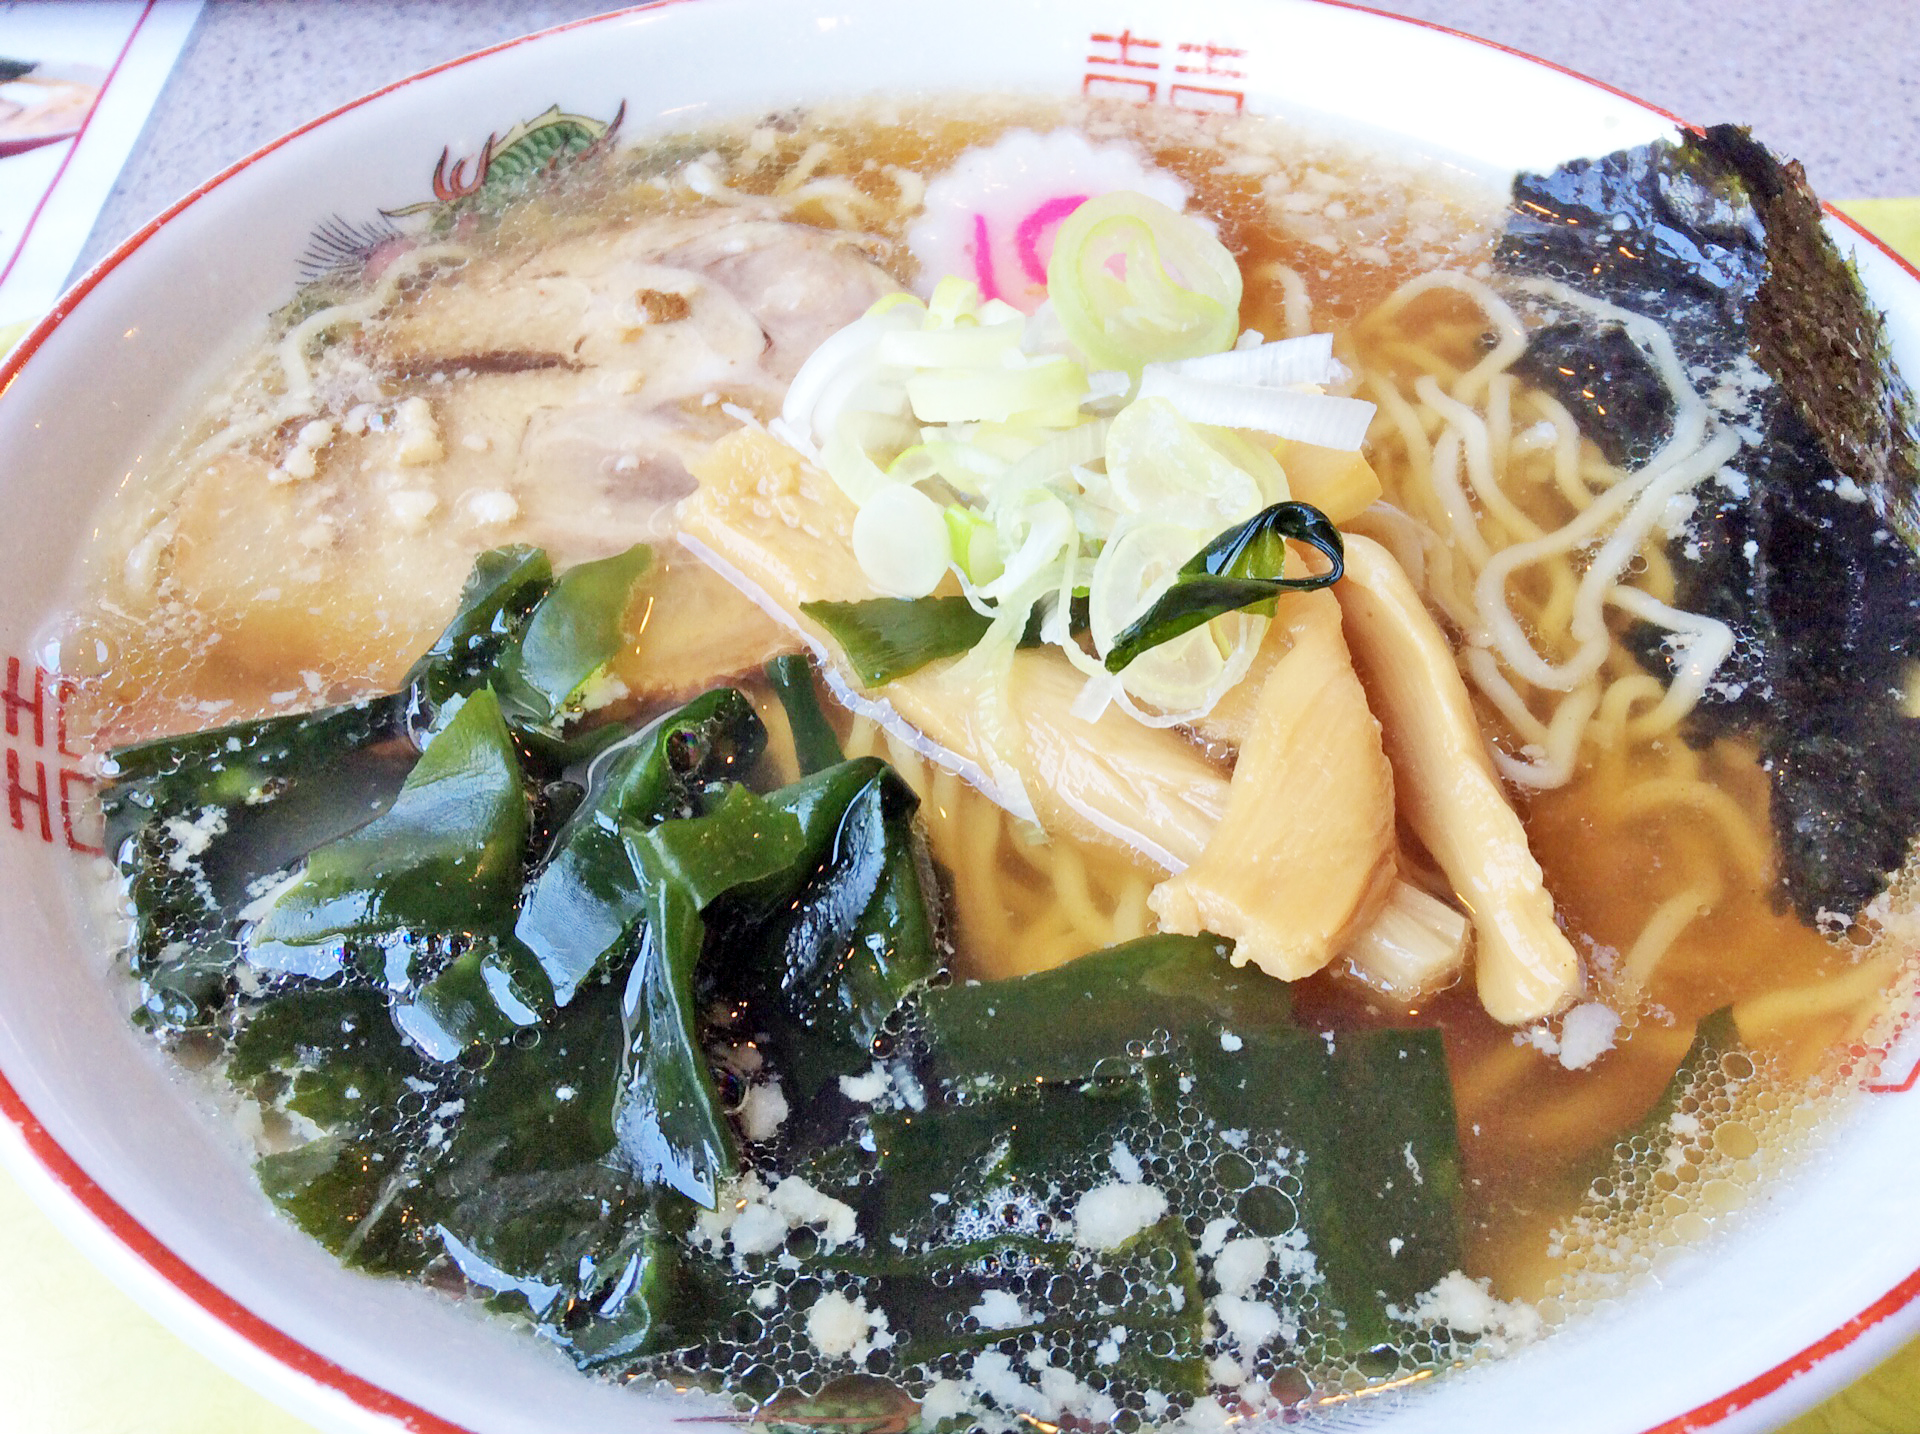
495,544,652,731
396,934,556,1057
1632,1007,1743,1143
1103,501,1344,674
1570,1007,1746,1209
248,688,530,976
515,688,766,1004
914,937,1460,1354
863,1072,1156,1244
403,545,553,719
807,1074,1208,1397
857,1219,1207,1394
919,931,1281,1090
257,1133,439,1276
766,655,845,775
229,985,433,1130
546,1226,751,1371
102,697,408,849
799,596,993,687
101,696,415,1029
612,758,944,1204
718,762,939,1100
424,983,735,1364
1185,1026,1462,1347
618,783,810,1207
797,596,1069,688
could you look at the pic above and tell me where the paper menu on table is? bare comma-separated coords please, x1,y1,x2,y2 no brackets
0,0,202,344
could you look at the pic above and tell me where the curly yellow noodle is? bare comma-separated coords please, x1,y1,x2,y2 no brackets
1049,842,1115,947
1451,1038,1540,1116
1594,674,1671,750
1378,339,1464,385
843,714,879,760
1415,374,1543,544
1113,875,1153,943
1601,777,1772,881
882,730,929,798
1531,554,1582,646
1487,371,1514,477
1621,879,1725,995
1734,952,1905,1038
1638,542,1678,604
1521,390,1593,512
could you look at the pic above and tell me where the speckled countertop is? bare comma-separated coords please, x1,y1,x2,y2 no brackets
81,0,1920,277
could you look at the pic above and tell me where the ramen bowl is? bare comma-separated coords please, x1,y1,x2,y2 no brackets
2,2,1918,1430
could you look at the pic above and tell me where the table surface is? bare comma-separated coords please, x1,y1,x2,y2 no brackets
15,0,1920,1430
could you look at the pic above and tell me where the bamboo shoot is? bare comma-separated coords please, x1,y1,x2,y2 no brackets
1149,590,1396,980
678,429,1230,869
1336,533,1582,1023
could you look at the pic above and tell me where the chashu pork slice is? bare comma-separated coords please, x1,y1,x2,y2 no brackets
139,208,902,701
679,428,1230,869
369,208,898,411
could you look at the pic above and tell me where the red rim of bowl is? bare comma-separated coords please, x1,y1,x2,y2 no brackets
1,3,1916,1430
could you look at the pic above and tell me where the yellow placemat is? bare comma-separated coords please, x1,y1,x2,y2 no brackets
1839,199,1920,275
4,197,1919,1435
0,1169,312,1434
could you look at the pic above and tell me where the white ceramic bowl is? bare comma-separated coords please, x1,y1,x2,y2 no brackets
3,2,1919,1429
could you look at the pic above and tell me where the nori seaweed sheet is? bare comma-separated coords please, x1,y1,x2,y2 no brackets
1496,125,1920,924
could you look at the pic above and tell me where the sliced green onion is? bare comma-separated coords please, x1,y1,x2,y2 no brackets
927,275,982,326
979,491,1075,601
852,483,950,598
945,505,1004,585
1088,520,1208,655
906,355,1087,426
885,444,943,487
865,291,928,319
879,321,1023,369
776,303,920,457
893,439,1004,497
1135,367,1375,450
1161,333,1335,386
995,418,1111,494
931,421,1049,464
1104,396,1264,530
1047,192,1241,374
820,429,892,506
1198,424,1291,506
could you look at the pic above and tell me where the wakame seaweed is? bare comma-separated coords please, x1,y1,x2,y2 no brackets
1497,127,1920,923
1103,500,1345,674
103,543,1468,1420
101,695,418,1029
